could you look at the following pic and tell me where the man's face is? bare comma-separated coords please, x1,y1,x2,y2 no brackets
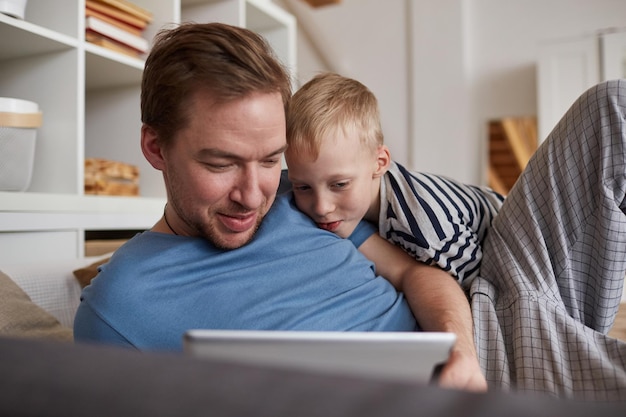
286,130,378,239
163,90,286,249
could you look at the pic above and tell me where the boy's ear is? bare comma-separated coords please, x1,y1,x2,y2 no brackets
373,145,391,178
141,124,166,171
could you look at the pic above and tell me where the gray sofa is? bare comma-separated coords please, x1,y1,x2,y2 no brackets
1,257,626,416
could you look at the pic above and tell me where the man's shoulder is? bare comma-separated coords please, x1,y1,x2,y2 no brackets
260,193,354,248
266,192,315,226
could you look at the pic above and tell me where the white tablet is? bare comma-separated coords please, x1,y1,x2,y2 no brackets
183,330,455,384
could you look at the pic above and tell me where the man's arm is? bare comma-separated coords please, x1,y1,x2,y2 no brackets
74,301,135,348
359,233,487,392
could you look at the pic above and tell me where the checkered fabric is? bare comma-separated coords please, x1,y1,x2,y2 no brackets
470,79,626,400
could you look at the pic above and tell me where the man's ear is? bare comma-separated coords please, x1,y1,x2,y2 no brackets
141,124,166,171
373,145,391,178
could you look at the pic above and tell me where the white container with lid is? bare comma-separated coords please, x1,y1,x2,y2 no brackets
0,0,27,19
0,97,42,191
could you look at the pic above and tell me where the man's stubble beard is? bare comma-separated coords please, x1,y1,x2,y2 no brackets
198,211,264,250
176,195,270,249
165,170,274,249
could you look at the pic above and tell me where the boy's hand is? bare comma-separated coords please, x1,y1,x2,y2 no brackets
437,348,488,392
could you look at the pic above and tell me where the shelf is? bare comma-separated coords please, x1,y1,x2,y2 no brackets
85,47,144,90
0,191,165,213
0,13,77,59
0,0,296,261
0,192,165,232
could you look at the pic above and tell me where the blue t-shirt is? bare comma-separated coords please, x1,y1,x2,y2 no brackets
74,193,417,351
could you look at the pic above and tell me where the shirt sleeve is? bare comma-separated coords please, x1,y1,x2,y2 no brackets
380,164,504,285
73,300,135,348
348,220,377,248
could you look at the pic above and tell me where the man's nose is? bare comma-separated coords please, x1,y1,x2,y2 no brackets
231,169,264,209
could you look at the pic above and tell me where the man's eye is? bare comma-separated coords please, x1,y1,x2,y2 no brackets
262,158,280,167
204,162,231,171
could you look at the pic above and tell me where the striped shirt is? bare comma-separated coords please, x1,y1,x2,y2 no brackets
378,162,504,285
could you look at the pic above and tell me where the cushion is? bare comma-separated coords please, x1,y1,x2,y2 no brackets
73,257,110,288
4,260,84,328
0,270,73,342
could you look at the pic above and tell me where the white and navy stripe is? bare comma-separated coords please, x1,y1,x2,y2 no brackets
379,161,504,284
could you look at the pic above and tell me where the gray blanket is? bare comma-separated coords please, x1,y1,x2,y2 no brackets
470,79,626,400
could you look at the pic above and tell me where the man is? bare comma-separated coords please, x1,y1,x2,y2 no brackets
74,22,485,393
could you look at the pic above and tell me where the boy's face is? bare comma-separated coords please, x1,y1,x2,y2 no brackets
286,130,385,238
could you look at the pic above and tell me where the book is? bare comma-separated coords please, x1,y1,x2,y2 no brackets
86,0,148,30
85,32,141,58
85,7,142,36
90,0,152,24
85,15,149,53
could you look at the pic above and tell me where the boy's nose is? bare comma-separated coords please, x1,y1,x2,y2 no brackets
313,194,334,217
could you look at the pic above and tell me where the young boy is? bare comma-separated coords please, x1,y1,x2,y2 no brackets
284,72,503,392
284,72,504,289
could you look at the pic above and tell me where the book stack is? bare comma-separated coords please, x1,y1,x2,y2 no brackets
85,0,153,58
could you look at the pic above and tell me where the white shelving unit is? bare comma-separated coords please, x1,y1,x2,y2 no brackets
0,0,296,263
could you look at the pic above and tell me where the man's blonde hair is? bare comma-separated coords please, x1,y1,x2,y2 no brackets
286,72,384,159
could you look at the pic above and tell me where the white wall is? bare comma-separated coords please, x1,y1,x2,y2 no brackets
464,0,626,183
279,0,411,171
278,0,626,184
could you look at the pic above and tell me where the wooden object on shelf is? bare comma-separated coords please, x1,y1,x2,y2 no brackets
84,158,139,196
85,7,143,36
488,117,537,195
86,0,149,30
85,239,128,256
85,32,141,58
91,0,153,24
302,0,342,7
0,111,42,128
85,15,149,53
85,0,153,57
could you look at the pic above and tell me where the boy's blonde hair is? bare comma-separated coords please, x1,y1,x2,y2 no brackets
286,72,384,159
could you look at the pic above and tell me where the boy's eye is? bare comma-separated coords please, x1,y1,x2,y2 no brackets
332,181,349,190
293,184,311,192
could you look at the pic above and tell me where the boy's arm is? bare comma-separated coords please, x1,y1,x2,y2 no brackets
359,233,487,393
